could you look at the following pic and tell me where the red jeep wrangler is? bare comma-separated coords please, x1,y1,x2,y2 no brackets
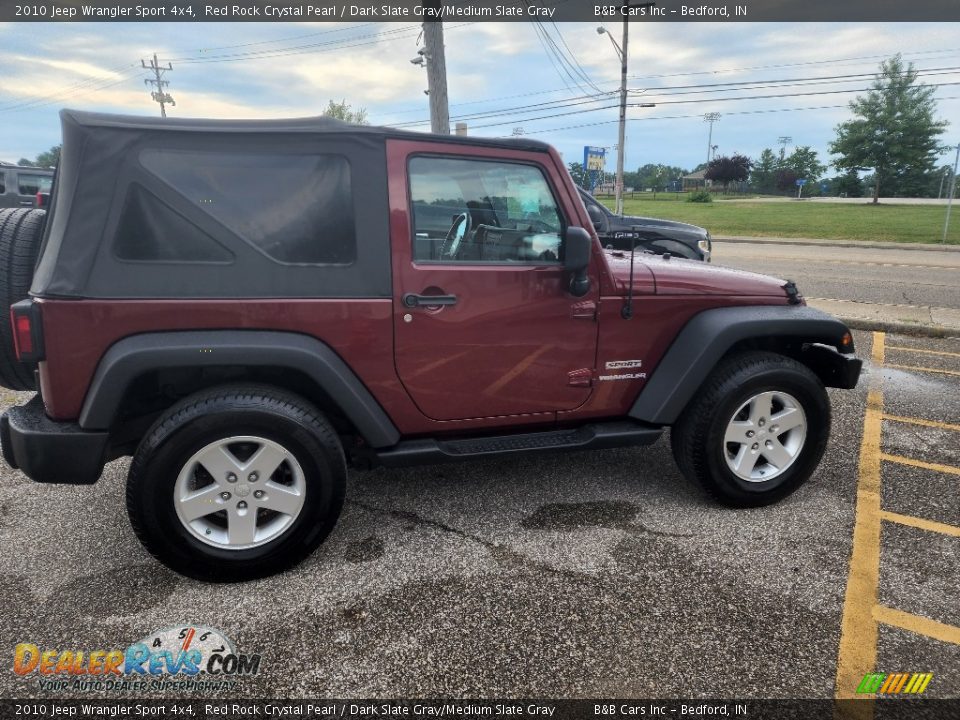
0,111,861,581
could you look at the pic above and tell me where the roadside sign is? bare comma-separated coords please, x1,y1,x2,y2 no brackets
795,178,807,186
584,146,606,192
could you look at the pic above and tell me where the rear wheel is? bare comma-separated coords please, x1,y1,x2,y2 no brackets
126,385,346,581
0,208,45,390
671,351,830,507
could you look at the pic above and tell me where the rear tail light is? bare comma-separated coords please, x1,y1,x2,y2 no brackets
10,300,43,362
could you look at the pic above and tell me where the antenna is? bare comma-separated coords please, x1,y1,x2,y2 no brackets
621,232,638,320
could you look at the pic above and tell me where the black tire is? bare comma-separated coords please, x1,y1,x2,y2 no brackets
0,208,45,390
670,351,830,507
126,384,346,581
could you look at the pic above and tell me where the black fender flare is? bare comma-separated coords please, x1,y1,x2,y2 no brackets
629,305,856,426
78,330,401,448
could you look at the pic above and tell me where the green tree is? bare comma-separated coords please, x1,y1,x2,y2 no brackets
322,99,368,125
34,145,61,168
830,169,865,198
567,161,595,190
928,165,956,198
785,146,826,184
776,168,798,193
750,148,778,194
635,163,688,191
15,145,62,168
830,54,948,203
704,154,751,192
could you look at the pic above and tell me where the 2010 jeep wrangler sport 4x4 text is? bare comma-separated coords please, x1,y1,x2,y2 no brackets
0,111,862,581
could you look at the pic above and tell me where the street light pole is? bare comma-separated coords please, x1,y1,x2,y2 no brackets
598,5,653,215
703,113,721,166
614,0,629,216
942,141,959,243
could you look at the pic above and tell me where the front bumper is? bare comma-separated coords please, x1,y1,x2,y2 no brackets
1,395,107,485
804,343,863,389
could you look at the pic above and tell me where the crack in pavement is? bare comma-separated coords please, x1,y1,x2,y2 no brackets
346,498,695,584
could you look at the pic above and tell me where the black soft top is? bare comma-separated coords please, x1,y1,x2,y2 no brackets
62,109,552,152
32,110,552,300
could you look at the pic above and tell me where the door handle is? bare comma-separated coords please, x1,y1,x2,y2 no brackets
402,293,457,308
19,201,32,207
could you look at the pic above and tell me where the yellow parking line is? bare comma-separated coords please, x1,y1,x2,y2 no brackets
883,414,960,433
881,453,960,477
873,331,885,367
835,331,885,704
880,510,960,538
874,606,960,645
886,345,960,359
884,363,960,378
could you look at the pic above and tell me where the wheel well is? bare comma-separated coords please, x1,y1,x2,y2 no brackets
723,336,841,387
110,365,358,457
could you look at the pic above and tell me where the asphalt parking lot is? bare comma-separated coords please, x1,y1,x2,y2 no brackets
0,329,957,701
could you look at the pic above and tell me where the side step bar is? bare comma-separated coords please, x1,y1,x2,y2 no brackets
375,420,663,467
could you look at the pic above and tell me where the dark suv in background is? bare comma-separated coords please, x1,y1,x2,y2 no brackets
0,162,54,209
577,186,711,261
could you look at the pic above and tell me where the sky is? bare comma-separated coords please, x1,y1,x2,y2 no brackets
1,20,959,176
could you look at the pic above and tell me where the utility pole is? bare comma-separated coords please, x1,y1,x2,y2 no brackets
942,142,959,243
777,135,792,165
598,2,653,216
142,53,174,118
421,0,450,134
703,113,721,166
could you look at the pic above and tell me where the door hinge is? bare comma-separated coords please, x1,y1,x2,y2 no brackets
567,368,594,387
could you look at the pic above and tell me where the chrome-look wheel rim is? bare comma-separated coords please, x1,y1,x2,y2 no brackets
723,391,807,482
174,436,306,550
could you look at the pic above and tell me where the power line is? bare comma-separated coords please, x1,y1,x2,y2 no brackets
167,22,380,57
457,80,960,130
492,96,960,137
626,48,960,82
0,67,140,113
629,65,960,96
389,65,960,129
172,24,477,65
390,75,960,129
390,91,616,127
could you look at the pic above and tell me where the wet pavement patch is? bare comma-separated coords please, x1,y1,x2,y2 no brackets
345,536,385,563
521,500,639,531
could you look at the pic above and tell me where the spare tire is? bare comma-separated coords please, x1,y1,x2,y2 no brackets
0,208,45,390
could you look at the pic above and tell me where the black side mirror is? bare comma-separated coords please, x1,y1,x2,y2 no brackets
586,205,604,231
564,227,592,298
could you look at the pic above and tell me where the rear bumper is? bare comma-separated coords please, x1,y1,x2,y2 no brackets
1,395,107,485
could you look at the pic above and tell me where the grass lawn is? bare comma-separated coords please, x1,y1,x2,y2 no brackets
598,196,960,245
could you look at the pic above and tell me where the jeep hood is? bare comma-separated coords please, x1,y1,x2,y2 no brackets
614,213,706,236
604,249,789,297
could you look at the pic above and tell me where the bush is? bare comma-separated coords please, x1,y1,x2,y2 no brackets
687,190,713,203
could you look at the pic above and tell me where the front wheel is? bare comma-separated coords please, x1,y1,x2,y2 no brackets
126,385,346,581
670,351,830,507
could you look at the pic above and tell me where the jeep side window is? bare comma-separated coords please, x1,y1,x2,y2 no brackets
139,150,356,265
409,157,563,264
0,171,5,194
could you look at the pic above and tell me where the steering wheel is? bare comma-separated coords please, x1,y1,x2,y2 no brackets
523,217,555,233
439,212,472,260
